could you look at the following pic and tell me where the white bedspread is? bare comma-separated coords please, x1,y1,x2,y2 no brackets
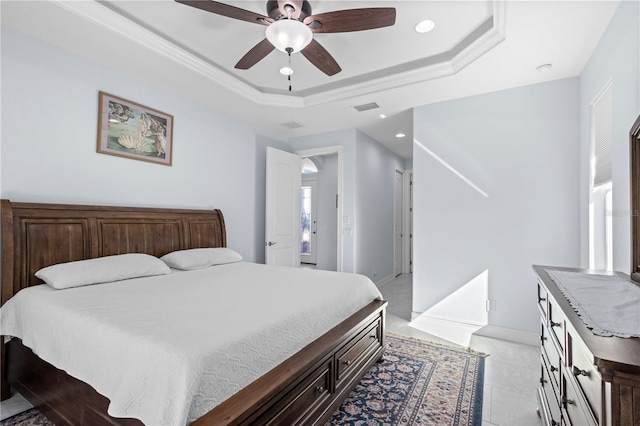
0,262,382,425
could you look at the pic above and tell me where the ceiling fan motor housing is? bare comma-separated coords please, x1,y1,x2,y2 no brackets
266,0,312,21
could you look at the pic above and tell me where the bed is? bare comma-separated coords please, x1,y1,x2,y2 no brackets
0,200,387,425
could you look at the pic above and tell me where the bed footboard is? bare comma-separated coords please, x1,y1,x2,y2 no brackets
5,300,386,426
194,299,387,426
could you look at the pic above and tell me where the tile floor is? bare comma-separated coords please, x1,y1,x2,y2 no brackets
1,273,543,425
379,273,542,426
0,393,31,421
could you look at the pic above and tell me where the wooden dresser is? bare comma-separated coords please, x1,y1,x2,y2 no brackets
533,266,640,426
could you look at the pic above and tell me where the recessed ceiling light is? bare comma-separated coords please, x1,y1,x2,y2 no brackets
379,114,387,119
415,19,435,33
536,63,553,72
279,66,294,76
396,133,406,138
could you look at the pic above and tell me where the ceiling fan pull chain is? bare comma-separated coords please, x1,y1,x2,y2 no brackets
287,48,293,91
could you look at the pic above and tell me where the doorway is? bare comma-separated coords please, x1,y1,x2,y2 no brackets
296,146,343,272
299,154,338,271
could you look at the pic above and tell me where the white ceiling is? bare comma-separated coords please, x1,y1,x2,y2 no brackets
2,0,621,159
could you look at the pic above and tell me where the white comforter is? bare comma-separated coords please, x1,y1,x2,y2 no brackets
0,262,382,425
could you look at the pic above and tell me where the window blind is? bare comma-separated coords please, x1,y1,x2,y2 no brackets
593,86,613,187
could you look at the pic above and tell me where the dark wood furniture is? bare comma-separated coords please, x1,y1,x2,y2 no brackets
534,265,640,426
631,114,640,283
0,200,387,425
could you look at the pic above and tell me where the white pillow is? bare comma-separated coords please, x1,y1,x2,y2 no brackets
160,247,243,270
35,253,171,289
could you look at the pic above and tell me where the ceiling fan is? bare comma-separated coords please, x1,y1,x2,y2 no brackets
175,0,396,76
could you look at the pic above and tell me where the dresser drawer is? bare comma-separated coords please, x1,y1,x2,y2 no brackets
541,323,561,390
538,280,549,317
547,294,566,354
562,371,597,426
336,318,381,386
541,356,562,425
566,329,602,424
263,359,332,426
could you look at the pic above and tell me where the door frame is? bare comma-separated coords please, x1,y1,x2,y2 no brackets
295,146,343,272
394,168,404,277
300,177,318,265
404,169,413,273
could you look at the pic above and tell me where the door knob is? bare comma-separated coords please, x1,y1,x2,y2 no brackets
266,241,277,246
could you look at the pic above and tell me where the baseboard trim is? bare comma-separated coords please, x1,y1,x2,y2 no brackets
474,325,539,347
375,274,396,288
416,313,485,327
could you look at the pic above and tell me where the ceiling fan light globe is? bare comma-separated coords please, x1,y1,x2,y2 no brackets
266,19,313,53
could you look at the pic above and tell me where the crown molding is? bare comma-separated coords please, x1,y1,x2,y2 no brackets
301,1,506,107
52,0,505,109
52,0,304,108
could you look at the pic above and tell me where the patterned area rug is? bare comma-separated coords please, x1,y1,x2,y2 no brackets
327,334,486,425
1,334,485,426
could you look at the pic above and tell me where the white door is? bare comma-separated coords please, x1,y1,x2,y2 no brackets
409,172,413,273
300,179,318,265
394,169,403,276
266,147,301,266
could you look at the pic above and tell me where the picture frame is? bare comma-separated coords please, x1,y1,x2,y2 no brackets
97,91,173,166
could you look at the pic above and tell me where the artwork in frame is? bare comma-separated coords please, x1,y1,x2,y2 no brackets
97,91,173,166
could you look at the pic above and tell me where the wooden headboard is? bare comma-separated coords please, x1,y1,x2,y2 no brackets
0,200,226,305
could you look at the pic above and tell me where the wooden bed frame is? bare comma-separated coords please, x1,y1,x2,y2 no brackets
0,200,386,425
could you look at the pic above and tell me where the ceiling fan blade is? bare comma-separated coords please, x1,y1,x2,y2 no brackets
301,39,341,76
175,0,271,25
235,38,275,70
304,8,396,33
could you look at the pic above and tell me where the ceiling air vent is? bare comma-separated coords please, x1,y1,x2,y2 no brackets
280,120,304,129
353,102,379,112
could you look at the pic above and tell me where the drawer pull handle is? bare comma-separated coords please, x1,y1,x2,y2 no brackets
344,360,352,366
540,377,547,385
315,386,325,393
552,420,559,426
572,366,590,377
550,365,558,372
540,335,547,342
538,296,547,303
550,320,561,328
562,396,575,406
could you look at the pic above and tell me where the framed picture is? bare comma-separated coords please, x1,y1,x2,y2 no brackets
97,91,173,166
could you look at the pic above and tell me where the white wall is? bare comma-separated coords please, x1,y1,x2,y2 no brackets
413,78,581,333
579,0,640,273
0,28,284,262
354,130,405,282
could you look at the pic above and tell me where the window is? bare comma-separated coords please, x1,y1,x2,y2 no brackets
589,84,613,271
301,157,318,174
631,115,640,282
